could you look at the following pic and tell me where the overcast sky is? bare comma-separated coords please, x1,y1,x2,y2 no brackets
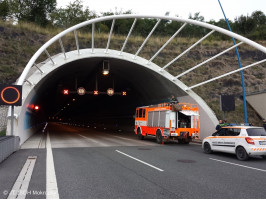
57,0,266,21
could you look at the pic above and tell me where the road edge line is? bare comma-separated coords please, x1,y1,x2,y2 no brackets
210,158,266,172
46,132,59,199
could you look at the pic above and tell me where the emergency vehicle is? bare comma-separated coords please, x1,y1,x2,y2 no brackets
135,102,200,144
203,126,266,161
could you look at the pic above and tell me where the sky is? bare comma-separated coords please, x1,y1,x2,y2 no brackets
56,0,266,21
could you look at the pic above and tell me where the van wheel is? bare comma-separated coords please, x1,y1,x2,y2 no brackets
137,128,144,140
236,146,249,161
156,130,163,144
203,142,212,154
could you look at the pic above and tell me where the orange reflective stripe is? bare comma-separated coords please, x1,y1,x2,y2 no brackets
252,138,266,140
206,136,246,139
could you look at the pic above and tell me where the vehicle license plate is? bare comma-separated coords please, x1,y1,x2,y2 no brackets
259,141,266,145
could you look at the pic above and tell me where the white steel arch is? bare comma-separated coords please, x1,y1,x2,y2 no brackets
6,14,266,144
17,14,266,85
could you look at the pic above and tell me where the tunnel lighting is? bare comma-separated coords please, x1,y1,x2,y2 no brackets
63,89,69,95
34,105,39,110
93,90,99,95
72,98,76,101
122,91,127,96
102,60,110,75
77,87,86,95
103,70,109,75
107,88,114,96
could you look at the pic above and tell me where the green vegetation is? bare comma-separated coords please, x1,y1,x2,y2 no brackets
0,0,265,40
0,129,6,136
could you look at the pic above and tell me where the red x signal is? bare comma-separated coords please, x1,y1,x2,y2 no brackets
63,89,69,95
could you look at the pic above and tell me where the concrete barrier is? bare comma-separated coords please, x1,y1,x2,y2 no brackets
0,136,20,163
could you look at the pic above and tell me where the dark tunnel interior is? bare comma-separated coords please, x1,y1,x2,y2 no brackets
27,57,187,131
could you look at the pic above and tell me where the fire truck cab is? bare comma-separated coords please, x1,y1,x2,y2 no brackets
135,102,200,144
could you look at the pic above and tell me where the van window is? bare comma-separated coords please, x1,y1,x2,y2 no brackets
213,128,227,136
136,109,139,118
139,109,143,118
247,128,266,136
227,128,241,136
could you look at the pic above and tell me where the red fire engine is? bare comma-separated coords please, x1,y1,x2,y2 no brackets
135,102,200,144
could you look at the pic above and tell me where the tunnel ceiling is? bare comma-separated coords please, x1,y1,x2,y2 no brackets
32,57,187,121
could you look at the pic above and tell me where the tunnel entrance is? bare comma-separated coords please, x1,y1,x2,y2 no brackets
28,57,187,133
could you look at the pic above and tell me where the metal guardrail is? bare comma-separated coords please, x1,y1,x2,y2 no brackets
246,85,266,95
0,136,20,163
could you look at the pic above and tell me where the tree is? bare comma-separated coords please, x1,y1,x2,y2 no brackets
50,0,96,28
0,0,9,20
7,0,56,26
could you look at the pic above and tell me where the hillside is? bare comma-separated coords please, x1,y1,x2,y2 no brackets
0,20,265,126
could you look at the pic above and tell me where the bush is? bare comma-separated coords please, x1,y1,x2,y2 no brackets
0,129,6,136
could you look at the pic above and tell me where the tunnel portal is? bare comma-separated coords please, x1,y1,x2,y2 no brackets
30,56,186,131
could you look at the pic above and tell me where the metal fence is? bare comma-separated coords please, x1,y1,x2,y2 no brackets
0,106,8,132
0,136,20,163
246,84,266,95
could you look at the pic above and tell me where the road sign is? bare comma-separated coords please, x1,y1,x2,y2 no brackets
220,94,235,111
77,87,86,95
0,85,22,106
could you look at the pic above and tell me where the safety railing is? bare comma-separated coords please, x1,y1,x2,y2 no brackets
246,84,266,95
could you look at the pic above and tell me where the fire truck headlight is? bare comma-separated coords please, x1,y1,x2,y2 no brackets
163,129,170,136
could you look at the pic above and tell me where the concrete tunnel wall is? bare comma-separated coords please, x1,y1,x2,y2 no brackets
7,48,218,145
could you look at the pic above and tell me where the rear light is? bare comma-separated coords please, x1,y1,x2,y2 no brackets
245,137,255,145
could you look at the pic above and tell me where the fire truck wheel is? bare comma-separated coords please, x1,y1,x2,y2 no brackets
156,130,163,144
137,128,144,140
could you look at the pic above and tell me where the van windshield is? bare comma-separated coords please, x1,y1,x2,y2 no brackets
246,128,266,136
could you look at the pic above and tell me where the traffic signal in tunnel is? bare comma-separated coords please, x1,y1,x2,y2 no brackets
34,105,40,111
63,89,69,95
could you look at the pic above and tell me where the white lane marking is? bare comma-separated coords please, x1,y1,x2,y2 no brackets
210,158,266,172
77,134,108,146
7,156,37,199
46,132,59,199
116,150,164,172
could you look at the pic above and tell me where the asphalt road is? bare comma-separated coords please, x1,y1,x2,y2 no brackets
1,122,266,199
